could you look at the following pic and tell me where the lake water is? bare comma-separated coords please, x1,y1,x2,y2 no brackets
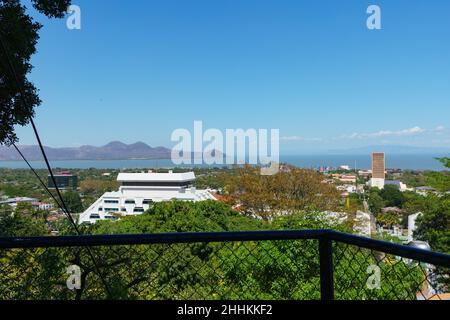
0,154,447,171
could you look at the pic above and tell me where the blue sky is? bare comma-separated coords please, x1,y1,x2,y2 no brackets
14,0,450,154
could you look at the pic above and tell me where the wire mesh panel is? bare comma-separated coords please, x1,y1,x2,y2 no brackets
0,239,321,300
333,242,450,300
1,232,449,300
0,247,76,299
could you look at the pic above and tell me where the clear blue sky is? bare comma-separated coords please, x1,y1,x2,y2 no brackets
15,0,450,154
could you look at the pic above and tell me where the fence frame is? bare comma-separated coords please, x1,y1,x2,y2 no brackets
1,229,449,300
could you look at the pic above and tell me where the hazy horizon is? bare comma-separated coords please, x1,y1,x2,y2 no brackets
10,0,450,154
4,140,450,156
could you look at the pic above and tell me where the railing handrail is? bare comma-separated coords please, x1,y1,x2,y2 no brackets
0,229,328,247
0,229,449,268
326,231,450,267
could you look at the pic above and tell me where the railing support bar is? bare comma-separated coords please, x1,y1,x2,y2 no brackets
319,238,334,300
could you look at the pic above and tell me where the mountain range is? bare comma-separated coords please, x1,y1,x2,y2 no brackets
1,142,447,161
0,141,172,161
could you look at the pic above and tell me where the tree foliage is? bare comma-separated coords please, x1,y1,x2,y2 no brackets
61,190,83,213
222,165,340,221
376,211,402,229
415,158,450,245
0,203,49,236
0,200,430,299
379,184,406,208
425,158,450,192
79,179,119,195
368,189,385,214
411,158,450,294
369,185,407,228
415,158,450,255
415,196,450,254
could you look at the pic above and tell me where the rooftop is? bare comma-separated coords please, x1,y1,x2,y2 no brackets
117,172,196,183
415,186,436,191
52,171,76,176
0,197,39,204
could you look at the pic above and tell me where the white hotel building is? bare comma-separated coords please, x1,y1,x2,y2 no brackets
79,171,216,224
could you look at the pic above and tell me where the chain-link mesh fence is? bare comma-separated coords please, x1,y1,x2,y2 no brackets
0,239,321,300
333,242,449,300
0,232,449,300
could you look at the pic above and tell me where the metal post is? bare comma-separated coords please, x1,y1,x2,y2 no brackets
319,238,334,300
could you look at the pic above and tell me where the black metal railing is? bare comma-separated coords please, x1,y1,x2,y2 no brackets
0,230,449,300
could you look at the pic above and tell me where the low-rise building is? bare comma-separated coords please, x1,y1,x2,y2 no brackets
338,174,357,184
368,179,410,191
336,184,357,193
368,178,385,189
48,172,78,190
79,171,216,224
330,173,357,184
382,206,402,214
32,202,54,211
385,180,410,192
415,186,437,196
358,169,372,177
0,197,54,211
0,197,39,208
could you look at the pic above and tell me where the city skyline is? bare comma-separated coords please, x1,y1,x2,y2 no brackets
13,0,450,153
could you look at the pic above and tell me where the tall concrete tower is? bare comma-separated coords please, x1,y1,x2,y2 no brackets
370,152,385,189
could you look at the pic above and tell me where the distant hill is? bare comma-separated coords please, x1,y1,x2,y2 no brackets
328,145,450,155
0,141,172,161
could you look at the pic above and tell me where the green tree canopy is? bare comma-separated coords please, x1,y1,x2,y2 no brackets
61,190,83,213
0,203,49,236
368,189,385,214
91,200,264,235
425,158,450,192
416,158,450,255
379,184,406,208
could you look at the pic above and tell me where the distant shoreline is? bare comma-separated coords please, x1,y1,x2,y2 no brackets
0,154,447,171
0,153,447,162
0,158,172,162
